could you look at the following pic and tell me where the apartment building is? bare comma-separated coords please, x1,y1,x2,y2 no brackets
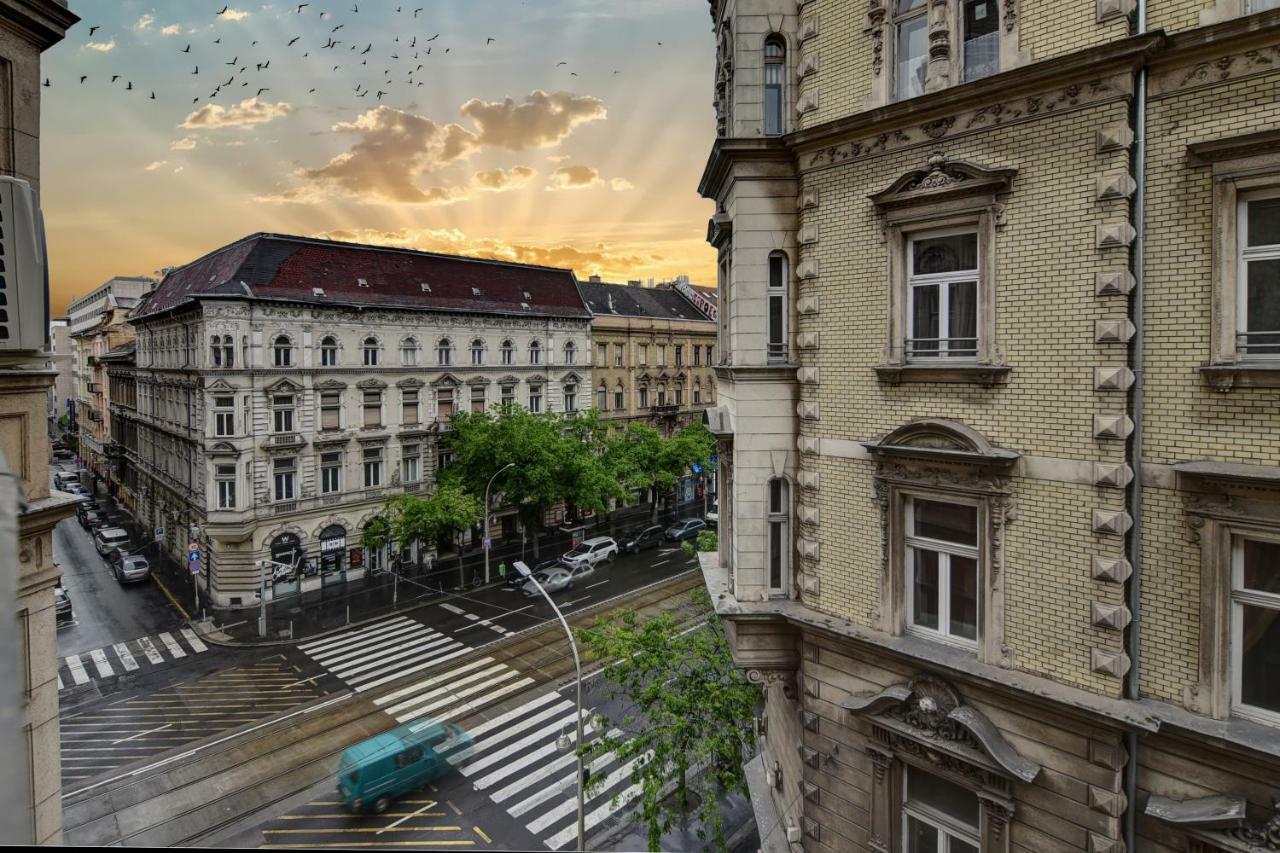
46,320,71,434
124,233,592,609
699,1,1280,851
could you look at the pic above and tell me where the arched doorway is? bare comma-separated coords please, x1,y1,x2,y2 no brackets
269,532,302,597
319,524,347,584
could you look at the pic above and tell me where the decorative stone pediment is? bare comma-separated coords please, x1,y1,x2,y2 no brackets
315,378,348,391
208,441,239,456
498,375,520,386
843,674,1040,784
356,378,388,390
526,373,547,384
397,377,425,389
206,378,239,393
863,418,1019,468
1146,794,1280,852
265,377,303,393
870,154,1016,213
560,371,584,384
468,375,491,387
433,373,461,388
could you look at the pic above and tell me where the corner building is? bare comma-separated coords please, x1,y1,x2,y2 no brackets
700,1,1280,851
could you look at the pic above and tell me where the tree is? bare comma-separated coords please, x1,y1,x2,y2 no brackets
576,590,759,852
440,406,623,558
363,484,482,583
607,421,715,523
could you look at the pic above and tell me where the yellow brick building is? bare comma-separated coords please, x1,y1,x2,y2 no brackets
699,1,1280,850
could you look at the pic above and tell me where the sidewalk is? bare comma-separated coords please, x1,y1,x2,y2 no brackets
91,484,707,647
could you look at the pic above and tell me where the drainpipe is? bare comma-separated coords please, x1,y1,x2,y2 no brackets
1123,0,1148,849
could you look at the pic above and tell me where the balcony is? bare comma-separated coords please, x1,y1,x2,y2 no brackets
263,432,306,450
649,404,679,415
272,501,299,515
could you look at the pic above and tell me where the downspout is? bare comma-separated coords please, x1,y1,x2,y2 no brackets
1123,0,1148,848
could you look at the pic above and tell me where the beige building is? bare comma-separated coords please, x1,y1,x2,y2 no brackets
124,233,592,610
700,1,1280,852
0,0,81,845
46,320,71,435
578,278,718,434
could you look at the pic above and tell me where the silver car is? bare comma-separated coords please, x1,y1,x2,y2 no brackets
521,564,592,596
112,552,151,584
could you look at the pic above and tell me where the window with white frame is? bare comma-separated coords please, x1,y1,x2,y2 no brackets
614,383,624,410
321,391,341,430
1232,535,1280,723
402,388,420,425
363,390,382,428
597,382,607,410
962,0,1000,83
273,456,297,501
564,383,577,413
501,339,515,365
273,335,293,367
528,384,543,412
693,380,702,404
657,383,667,406
597,343,608,367
895,0,928,101
905,497,980,645
363,446,383,488
614,343,624,367
402,443,420,483
907,229,979,360
768,252,789,362
321,451,342,494
1238,190,1280,358
529,340,542,365
638,385,648,408
763,36,785,136
564,341,577,365
320,335,339,366
471,384,486,412
767,478,789,595
363,336,381,367
401,337,420,366
471,338,486,366
501,383,516,406
675,382,684,406
638,344,648,366
213,395,235,436
436,386,455,420
272,394,295,433
658,345,667,367
437,337,454,366
215,464,236,509
902,766,981,853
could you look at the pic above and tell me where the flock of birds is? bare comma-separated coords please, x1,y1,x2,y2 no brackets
44,1,647,109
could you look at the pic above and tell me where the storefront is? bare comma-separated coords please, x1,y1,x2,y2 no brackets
319,524,347,586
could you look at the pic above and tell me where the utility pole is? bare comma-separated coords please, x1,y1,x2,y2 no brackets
483,462,514,584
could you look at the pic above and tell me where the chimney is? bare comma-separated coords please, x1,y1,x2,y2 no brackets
588,274,601,282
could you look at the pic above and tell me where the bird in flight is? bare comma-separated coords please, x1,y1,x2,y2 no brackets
89,25,99,36
42,77,50,87
182,44,191,53
192,66,199,74
217,5,229,15
486,37,495,44
426,33,439,41
352,3,358,11
556,61,567,66
111,74,120,82
297,2,309,10
376,90,386,99
257,87,270,96
332,24,344,32
413,7,423,15
150,91,156,100
226,56,238,65
308,87,316,93
288,36,300,46
361,43,371,54
125,81,133,90
80,75,87,83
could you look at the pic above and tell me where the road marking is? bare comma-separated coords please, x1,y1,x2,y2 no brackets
259,843,473,849
111,643,139,671
439,602,468,616
376,657,496,706
434,677,536,724
157,632,186,658
653,559,670,567
57,673,64,690
180,628,208,653
111,722,172,745
150,572,189,621
475,722,598,794
376,799,438,835
473,826,492,844
462,701,577,767
298,615,416,654
87,649,114,678
265,827,462,834
65,655,89,685
462,689,563,738
135,637,164,664
446,800,462,817
396,668,527,724
531,752,647,838
585,580,609,589
382,663,511,718
505,748,617,817
461,710,588,777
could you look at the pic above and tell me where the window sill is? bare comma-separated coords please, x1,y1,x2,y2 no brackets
874,363,1011,386
1199,362,1280,390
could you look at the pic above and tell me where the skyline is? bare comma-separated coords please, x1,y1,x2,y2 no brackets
42,0,718,315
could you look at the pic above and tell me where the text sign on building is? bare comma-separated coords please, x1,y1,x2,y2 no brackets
321,536,346,553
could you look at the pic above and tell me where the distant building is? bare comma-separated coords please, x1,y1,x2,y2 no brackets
124,233,592,610
46,320,72,433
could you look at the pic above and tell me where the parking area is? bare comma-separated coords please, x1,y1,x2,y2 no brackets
255,790,492,850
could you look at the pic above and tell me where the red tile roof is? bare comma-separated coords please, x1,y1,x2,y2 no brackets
134,233,591,321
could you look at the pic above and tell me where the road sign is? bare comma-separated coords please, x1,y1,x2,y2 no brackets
692,462,703,474
710,453,718,463
154,527,165,542
483,537,492,549
190,558,202,575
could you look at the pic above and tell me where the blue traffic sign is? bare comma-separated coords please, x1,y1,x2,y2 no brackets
710,453,717,463
691,463,703,474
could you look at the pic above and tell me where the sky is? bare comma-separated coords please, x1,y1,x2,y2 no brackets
41,0,718,315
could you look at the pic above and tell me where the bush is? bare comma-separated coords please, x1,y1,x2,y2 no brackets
680,529,718,557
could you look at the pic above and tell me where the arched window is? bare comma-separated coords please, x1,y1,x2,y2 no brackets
563,341,577,365
210,335,223,367
320,335,339,367
657,383,667,406
273,335,293,368
270,532,303,571
437,338,454,366
597,382,607,410
638,384,649,408
529,339,542,365
767,478,790,595
401,337,419,366
613,382,624,411
500,339,515,366
221,335,234,367
362,336,381,367
470,338,486,366
693,380,703,404
675,381,684,406
563,382,578,413
768,251,789,362
764,36,786,136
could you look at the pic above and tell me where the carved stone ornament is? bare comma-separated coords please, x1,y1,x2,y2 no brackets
843,674,1041,783
870,154,1016,212
746,668,797,700
863,417,1019,469
1147,794,1280,852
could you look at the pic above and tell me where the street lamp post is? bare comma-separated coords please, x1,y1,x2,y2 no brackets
512,561,585,851
256,558,292,638
483,462,515,585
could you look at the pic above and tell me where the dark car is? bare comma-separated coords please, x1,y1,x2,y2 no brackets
621,525,664,554
504,559,558,590
78,509,104,530
52,448,74,462
665,518,707,542
75,501,101,522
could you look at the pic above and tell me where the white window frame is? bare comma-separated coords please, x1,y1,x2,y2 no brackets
768,252,789,362
906,226,981,362
960,0,1001,84
564,341,577,365
401,337,420,366
437,338,454,367
763,35,786,136
215,464,236,509
564,383,577,413
363,447,383,488
1236,188,1280,360
529,384,543,413
1231,532,1280,725
320,391,342,431
321,451,342,495
767,478,790,596
273,335,293,368
501,339,515,366
614,384,624,410
471,338,486,366
402,388,420,425
900,766,981,853
402,444,421,483
213,396,235,437
320,336,339,367
904,495,981,648
273,457,297,502
894,0,929,102
272,394,295,434
614,344,624,367
362,337,381,367
363,390,383,428
471,385,486,412
529,340,542,365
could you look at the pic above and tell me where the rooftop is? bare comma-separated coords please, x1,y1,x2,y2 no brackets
578,280,715,324
134,233,593,321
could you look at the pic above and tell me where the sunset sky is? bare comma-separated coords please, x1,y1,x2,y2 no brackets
41,0,718,315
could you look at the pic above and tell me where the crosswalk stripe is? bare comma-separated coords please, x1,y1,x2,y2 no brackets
460,689,564,739
65,655,90,685
477,723,608,796
304,621,435,666
135,636,164,665
504,747,617,816
355,646,473,693
180,628,208,653
463,701,576,762
486,726,621,801
433,676,536,725
157,632,185,659
530,752,646,837
375,657,496,706
332,634,457,680
298,616,414,654
382,663,510,717
396,668,526,724
88,648,114,678
461,710,586,776
543,773,646,850
112,643,139,672
439,603,466,615
343,640,465,687
57,672,65,690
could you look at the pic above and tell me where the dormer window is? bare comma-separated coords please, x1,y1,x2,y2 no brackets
763,36,785,136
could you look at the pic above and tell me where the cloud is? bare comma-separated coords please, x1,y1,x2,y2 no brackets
85,40,116,52
546,164,601,190
473,165,535,192
610,177,635,191
161,24,182,35
459,90,606,150
135,14,155,31
173,166,184,174
546,154,571,163
182,97,294,129
221,8,250,20
170,136,198,151
144,160,168,171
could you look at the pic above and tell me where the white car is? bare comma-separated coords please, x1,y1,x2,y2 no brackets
559,536,618,571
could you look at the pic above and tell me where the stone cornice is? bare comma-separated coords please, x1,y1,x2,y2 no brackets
0,0,80,51
698,138,794,199
1149,7,1280,97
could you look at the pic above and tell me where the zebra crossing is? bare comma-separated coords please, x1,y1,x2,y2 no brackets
296,615,480,693
58,628,209,691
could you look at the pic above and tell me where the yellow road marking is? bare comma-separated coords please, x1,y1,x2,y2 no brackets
264,827,462,834
150,573,189,621
473,826,492,844
259,843,474,848
278,813,444,820
445,800,461,817
309,800,439,806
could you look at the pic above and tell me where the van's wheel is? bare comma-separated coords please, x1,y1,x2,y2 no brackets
371,796,391,814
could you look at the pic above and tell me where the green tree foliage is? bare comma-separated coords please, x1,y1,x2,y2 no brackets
576,590,758,852
363,484,482,580
606,421,715,522
681,529,718,557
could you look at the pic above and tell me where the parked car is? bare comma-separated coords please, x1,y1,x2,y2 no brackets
338,719,472,813
78,510,104,530
52,448,74,462
665,518,707,541
559,536,618,570
521,566,575,596
110,551,151,584
93,527,131,557
75,500,101,522
64,484,91,500
54,585,73,623
705,504,719,528
620,525,664,554
54,471,81,491
504,558,558,590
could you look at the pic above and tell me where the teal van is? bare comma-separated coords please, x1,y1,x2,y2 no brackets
337,718,473,813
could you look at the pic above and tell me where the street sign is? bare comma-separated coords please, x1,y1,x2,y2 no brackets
190,558,202,575
710,453,717,462
188,544,201,560
154,527,165,542
482,537,492,549
692,462,703,474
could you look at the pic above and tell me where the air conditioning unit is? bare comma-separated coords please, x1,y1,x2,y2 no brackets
0,176,48,353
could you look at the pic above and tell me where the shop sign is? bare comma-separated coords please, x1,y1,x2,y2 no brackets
321,536,346,553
